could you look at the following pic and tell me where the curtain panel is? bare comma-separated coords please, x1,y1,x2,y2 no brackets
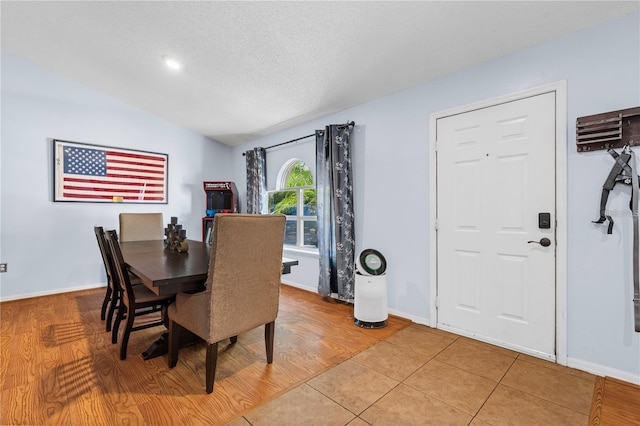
316,123,355,300
245,147,267,214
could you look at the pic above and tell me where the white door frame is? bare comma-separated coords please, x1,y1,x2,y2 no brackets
428,81,568,365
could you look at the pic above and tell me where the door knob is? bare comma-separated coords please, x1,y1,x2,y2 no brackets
528,238,551,247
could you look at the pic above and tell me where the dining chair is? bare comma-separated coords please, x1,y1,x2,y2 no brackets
118,213,164,242
94,226,143,332
105,229,175,360
167,214,286,393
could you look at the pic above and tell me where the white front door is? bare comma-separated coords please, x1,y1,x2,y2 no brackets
436,92,556,358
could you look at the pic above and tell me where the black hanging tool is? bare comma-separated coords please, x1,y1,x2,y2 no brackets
593,147,634,234
631,150,640,333
593,145,640,332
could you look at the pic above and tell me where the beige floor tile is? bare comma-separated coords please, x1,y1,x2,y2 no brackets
435,339,516,381
419,326,462,340
476,384,588,425
307,359,399,414
347,417,371,426
351,341,430,381
517,353,597,381
360,383,472,425
404,359,497,415
468,418,492,425
384,324,455,358
243,383,355,426
231,324,603,426
456,336,519,358
225,416,251,426
501,358,595,414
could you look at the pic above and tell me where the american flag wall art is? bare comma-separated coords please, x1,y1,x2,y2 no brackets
53,140,168,203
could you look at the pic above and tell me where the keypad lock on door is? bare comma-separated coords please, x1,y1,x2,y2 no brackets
538,213,551,229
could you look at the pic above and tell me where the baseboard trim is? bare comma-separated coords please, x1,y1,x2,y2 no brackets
280,280,315,293
387,308,430,327
567,357,640,385
0,282,106,302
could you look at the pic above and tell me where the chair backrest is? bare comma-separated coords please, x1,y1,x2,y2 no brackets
104,229,136,308
207,214,286,342
119,213,164,242
94,226,117,292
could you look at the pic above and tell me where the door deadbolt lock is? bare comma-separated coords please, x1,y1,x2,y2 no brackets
528,238,551,247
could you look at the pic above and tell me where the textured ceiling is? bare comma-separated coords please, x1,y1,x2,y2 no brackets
2,1,638,146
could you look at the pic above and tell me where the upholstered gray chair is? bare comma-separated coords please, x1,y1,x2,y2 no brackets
118,213,164,242
167,214,286,393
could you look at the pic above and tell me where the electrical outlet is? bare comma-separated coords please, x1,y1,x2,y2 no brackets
0,263,6,273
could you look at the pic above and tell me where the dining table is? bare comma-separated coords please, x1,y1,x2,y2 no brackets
120,238,299,359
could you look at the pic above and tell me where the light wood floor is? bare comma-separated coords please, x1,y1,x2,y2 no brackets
0,284,409,425
589,376,640,425
2,284,639,425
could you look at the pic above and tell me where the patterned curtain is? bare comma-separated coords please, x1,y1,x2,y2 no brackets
245,147,267,214
316,123,355,300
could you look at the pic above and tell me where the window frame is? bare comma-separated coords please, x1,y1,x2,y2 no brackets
268,159,318,252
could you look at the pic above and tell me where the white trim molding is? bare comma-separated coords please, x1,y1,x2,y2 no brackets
0,282,107,302
567,357,640,385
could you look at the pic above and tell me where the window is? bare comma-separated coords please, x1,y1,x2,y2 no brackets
268,159,317,250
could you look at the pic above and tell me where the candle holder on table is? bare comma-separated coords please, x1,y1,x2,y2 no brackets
165,216,189,253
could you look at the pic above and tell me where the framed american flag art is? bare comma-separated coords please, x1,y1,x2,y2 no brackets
53,140,168,203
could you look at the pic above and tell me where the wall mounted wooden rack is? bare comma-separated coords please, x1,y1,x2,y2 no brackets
576,106,640,152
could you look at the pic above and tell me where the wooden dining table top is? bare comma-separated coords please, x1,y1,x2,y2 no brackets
120,239,298,296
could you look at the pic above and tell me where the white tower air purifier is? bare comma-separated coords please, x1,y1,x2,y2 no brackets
354,249,388,328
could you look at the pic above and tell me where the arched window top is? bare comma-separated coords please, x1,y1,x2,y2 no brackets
276,159,313,190
269,158,317,250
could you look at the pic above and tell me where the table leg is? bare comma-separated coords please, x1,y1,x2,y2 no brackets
142,329,201,360
142,333,169,360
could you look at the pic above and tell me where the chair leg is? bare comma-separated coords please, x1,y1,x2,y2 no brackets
100,286,112,321
205,342,219,394
168,319,182,368
106,296,117,332
265,321,275,364
120,308,135,360
162,303,170,328
112,304,126,344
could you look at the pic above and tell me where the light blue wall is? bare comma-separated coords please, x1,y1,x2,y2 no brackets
0,53,232,300
231,11,640,382
1,10,638,383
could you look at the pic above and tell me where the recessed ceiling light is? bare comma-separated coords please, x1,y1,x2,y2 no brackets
163,56,182,71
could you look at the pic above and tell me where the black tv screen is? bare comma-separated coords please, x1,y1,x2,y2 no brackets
208,191,233,210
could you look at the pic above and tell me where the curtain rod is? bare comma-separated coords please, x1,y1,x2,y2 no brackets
265,133,316,151
242,121,355,156
241,133,314,156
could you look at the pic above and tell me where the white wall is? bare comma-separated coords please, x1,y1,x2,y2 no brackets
231,12,640,382
0,53,232,300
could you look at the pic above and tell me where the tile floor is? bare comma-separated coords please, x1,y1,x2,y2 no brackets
228,324,595,426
